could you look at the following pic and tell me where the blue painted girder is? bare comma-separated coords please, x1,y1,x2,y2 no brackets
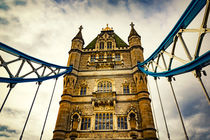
138,51,210,77
0,42,73,83
139,0,207,66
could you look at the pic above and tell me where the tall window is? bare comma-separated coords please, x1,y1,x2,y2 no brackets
99,54,104,59
90,55,95,62
123,85,130,94
97,81,112,92
100,42,104,49
80,87,87,95
115,53,120,61
95,113,113,130
107,54,112,59
81,117,91,130
118,116,127,129
107,42,112,49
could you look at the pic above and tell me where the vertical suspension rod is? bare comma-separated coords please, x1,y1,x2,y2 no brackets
197,76,210,103
147,79,160,139
19,82,42,140
168,78,189,140
0,84,15,113
196,70,210,103
154,78,170,140
40,78,58,140
151,62,170,139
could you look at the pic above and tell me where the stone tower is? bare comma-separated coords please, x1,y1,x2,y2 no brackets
53,24,157,140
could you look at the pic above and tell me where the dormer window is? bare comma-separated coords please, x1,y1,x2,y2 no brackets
107,42,112,49
100,42,104,49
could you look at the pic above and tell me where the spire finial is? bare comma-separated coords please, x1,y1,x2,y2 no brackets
130,22,134,28
79,25,83,31
102,24,113,31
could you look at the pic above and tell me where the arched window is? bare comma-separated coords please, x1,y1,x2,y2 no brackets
123,85,130,94
97,81,112,92
80,86,87,95
100,42,104,49
107,42,112,49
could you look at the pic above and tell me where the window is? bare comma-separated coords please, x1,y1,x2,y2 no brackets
123,85,130,94
95,113,113,130
100,42,104,49
118,116,127,129
97,81,112,92
81,117,91,130
80,87,87,95
107,42,112,49
90,55,95,62
115,53,120,61
99,54,104,59
107,54,112,59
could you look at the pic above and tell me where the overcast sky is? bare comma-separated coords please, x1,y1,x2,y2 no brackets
0,0,209,140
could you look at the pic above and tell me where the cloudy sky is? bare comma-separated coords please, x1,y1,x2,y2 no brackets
0,0,209,140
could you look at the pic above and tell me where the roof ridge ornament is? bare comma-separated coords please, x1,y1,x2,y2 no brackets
102,24,113,31
130,22,135,29
79,25,83,31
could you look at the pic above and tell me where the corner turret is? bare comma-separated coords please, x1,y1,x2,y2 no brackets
71,25,84,50
128,22,141,47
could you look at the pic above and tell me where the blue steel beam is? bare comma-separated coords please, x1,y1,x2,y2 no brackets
138,51,210,77
0,42,69,69
0,42,72,83
0,67,72,83
139,0,207,66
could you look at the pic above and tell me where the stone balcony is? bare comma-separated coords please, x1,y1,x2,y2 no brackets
91,91,116,108
87,58,123,68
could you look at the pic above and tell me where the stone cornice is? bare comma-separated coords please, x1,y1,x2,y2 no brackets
68,48,82,54
129,45,144,51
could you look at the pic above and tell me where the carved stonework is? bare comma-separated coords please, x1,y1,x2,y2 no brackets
53,24,157,140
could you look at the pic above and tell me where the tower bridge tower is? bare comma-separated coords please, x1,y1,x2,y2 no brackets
53,24,157,140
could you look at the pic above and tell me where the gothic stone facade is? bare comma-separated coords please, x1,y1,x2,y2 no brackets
53,24,157,140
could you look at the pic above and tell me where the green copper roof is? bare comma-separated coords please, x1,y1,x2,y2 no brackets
85,37,98,49
113,33,128,48
85,31,128,49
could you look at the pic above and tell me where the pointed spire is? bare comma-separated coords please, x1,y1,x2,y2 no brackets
72,25,84,44
128,22,140,41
